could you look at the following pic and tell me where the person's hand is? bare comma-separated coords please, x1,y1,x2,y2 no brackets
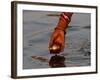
49,12,73,54
49,29,65,54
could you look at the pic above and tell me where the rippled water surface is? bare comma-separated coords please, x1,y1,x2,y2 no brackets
23,11,91,69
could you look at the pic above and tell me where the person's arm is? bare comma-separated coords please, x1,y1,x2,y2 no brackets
49,12,73,54
55,12,73,34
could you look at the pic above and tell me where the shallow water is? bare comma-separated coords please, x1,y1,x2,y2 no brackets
23,11,91,69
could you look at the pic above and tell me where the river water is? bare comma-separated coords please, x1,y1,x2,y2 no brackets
23,10,91,69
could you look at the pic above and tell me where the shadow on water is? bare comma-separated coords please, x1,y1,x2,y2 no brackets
49,55,66,68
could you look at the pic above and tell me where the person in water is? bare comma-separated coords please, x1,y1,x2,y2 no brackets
49,12,73,54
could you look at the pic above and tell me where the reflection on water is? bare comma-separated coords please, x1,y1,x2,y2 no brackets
23,11,91,69
49,55,66,68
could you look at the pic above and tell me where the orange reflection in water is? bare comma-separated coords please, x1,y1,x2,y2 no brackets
49,55,66,68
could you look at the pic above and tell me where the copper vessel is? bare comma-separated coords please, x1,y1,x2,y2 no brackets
49,43,61,54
